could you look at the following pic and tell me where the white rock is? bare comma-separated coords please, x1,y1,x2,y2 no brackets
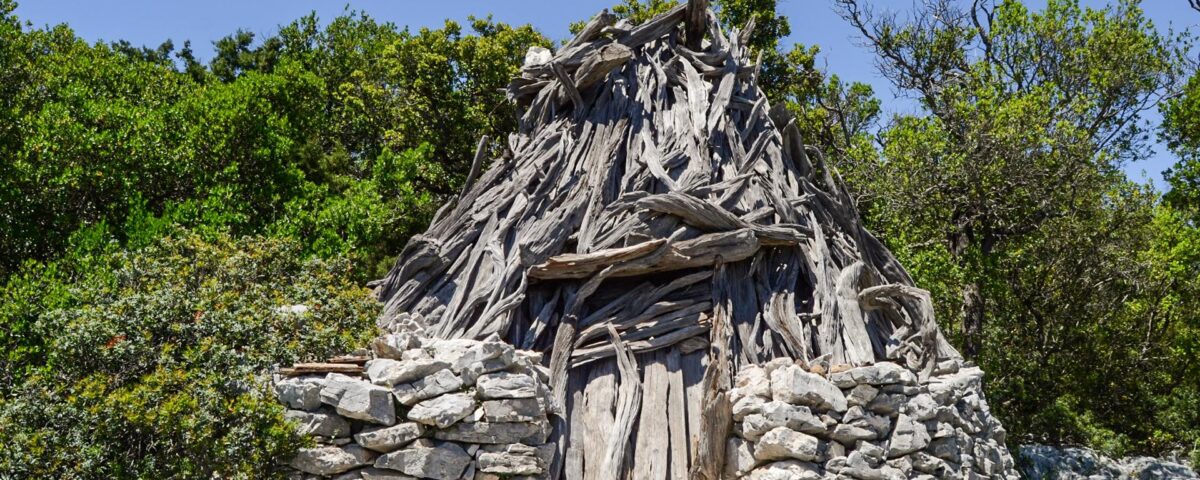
846,383,880,407
481,398,544,422
391,368,463,406
354,422,424,453
741,401,826,440
732,365,773,403
844,406,893,437
366,358,451,388
433,419,548,444
285,409,351,438
523,46,552,68
829,363,917,388
407,392,475,428
856,440,886,464
290,445,376,475
770,364,847,412
275,376,324,410
370,334,422,360
830,423,878,444
926,367,983,405
745,460,823,480
732,394,768,421
320,373,396,425
904,393,939,421
753,427,823,462
477,446,545,476
725,436,760,478
374,440,471,480
427,337,514,376
476,372,538,399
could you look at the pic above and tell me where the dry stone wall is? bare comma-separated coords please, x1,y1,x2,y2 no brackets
727,359,1018,480
276,317,555,480
275,317,1017,479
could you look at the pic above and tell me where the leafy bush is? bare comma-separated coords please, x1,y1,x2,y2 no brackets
0,232,377,479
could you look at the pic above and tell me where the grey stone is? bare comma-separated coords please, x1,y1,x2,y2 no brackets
880,384,919,395
285,409,351,438
732,394,768,421
476,372,538,399
1016,444,1195,480
741,401,826,440
855,441,886,465
329,469,362,480
320,373,396,425
829,363,918,388
904,393,939,421
927,367,983,405
934,359,961,375
358,467,416,479
407,392,475,428
276,376,324,410
476,443,546,475
929,436,961,461
844,406,893,437
867,393,906,416
354,422,424,453
732,365,772,404
290,445,377,475
374,440,471,480
830,423,878,444
481,398,543,422
391,368,463,406
910,451,950,474
885,455,913,476
366,358,451,388
762,357,794,375
433,419,548,444
745,460,823,480
370,334,421,360
770,364,847,412
753,427,823,462
725,436,760,478
843,449,894,480
846,384,880,408
428,338,515,380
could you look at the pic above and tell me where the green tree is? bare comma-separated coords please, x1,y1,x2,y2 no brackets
835,0,1199,455
1161,73,1200,218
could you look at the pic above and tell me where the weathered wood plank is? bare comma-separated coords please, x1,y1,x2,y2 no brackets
632,351,670,480
279,363,363,376
665,348,690,480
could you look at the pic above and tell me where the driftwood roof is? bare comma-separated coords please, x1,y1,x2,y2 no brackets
376,4,960,478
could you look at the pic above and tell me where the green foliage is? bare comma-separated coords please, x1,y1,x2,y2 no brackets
0,7,548,281
836,0,1200,456
1161,73,1200,218
0,232,378,479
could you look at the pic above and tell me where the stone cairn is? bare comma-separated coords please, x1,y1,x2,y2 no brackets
727,360,1016,480
276,315,555,479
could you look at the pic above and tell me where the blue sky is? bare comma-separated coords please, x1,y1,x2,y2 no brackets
13,0,1199,189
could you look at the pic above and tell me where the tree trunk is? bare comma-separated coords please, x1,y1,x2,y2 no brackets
962,281,983,359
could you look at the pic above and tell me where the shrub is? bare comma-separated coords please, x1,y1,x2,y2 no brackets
0,231,378,479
